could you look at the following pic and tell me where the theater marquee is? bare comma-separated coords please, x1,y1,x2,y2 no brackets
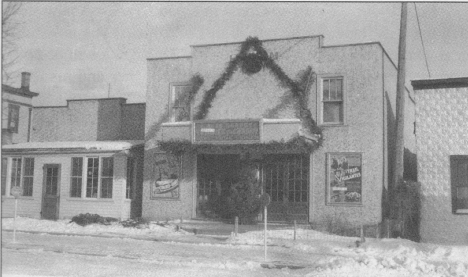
193,119,261,143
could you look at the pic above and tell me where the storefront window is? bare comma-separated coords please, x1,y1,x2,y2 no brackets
327,153,362,205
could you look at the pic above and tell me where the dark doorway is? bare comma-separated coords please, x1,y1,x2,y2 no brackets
196,154,240,218
42,164,61,220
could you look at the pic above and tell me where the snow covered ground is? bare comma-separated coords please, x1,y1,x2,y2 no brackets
2,217,468,276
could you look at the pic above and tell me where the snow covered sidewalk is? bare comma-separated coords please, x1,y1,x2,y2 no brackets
2,217,468,276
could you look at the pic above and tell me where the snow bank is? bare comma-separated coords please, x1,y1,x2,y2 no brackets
2,217,192,238
229,228,468,276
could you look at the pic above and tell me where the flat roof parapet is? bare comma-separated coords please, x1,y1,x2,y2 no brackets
411,78,468,90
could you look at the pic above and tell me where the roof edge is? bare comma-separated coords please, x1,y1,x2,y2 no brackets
2,84,39,97
147,55,192,61
190,35,324,48
411,78,468,90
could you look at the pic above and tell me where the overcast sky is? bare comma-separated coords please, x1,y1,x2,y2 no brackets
7,2,468,106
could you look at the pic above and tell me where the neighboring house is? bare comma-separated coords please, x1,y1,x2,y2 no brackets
412,77,468,245
1,97,146,220
2,72,39,145
143,35,416,228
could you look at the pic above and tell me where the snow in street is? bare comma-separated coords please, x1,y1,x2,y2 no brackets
2,217,468,276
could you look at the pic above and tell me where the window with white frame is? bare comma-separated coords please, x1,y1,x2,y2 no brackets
451,155,468,214
170,84,192,122
2,157,35,197
1,158,7,195
100,157,113,199
70,157,83,198
22,158,34,196
70,157,113,199
8,104,20,133
321,77,344,125
86,157,99,198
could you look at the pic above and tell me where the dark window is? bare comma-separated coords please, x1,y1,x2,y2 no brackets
86,157,99,198
22,158,34,196
45,166,59,196
10,157,22,188
100,157,113,199
170,85,192,122
264,155,308,203
451,156,468,213
1,158,7,195
8,104,20,133
70,157,83,198
322,78,344,124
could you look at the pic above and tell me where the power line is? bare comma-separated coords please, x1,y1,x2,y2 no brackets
414,3,431,78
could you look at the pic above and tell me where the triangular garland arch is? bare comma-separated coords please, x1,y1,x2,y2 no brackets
192,37,322,145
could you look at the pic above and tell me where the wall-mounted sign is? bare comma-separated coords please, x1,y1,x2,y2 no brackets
194,120,261,143
11,186,23,199
151,153,181,199
327,153,362,204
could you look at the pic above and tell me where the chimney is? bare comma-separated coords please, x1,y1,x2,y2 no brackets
21,72,31,91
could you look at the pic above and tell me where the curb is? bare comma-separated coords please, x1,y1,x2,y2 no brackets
1,228,232,245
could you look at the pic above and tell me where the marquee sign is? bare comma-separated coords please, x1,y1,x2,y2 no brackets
193,120,261,143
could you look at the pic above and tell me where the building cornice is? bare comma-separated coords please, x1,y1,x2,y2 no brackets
411,78,468,90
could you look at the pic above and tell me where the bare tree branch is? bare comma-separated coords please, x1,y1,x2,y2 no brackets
2,2,23,84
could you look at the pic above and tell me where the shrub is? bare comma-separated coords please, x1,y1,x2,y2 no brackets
70,213,118,226
207,162,262,224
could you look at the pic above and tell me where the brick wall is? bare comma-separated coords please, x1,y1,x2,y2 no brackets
120,103,146,140
32,100,100,141
31,98,144,142
416,86,468,244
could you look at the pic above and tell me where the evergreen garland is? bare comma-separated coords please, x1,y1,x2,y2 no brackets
193,36,322,142
188,74,204,103
158,136,318,156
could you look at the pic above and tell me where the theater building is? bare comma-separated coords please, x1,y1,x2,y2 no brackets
143,35,416,227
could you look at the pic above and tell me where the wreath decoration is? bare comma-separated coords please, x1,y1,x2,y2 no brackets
240,52,266,75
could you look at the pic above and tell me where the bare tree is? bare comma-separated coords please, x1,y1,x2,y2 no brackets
2,2,22,84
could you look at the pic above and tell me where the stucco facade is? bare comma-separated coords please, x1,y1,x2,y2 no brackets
412,78,468,245
143,35,416,227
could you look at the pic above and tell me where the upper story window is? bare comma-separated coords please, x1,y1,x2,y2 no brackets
451,155,468,214
170,84,192,122
8,104,20,133
320,77,344,125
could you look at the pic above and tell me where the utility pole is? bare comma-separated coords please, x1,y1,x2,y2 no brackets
392,3,408,212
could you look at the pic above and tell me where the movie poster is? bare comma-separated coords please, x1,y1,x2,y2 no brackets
327,153,362,204
150,153,181,199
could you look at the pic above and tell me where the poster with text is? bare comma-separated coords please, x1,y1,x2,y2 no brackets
150,153,181,199
327,153,362,204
